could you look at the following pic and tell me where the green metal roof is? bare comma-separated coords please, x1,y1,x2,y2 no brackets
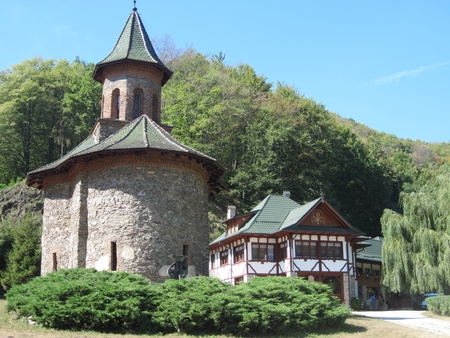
27,115,224,191
94,8,172,85
357,236,383,262
211,195,364,245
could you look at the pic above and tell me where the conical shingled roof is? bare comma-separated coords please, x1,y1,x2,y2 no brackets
93,8,172,85
27,115,225,192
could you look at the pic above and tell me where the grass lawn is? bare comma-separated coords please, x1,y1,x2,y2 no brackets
0,299,443,338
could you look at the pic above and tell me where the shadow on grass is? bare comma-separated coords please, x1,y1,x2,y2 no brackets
210,316,368,338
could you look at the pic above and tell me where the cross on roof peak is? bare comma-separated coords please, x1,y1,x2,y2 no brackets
133,0,137,10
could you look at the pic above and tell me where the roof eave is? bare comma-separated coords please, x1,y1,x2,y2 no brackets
27,148,225,192
92,59,173,85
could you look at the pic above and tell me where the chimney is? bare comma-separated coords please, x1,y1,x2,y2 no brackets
283,191,291,198
227,206,236,220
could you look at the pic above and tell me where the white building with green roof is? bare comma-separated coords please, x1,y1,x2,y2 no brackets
210,193,365,305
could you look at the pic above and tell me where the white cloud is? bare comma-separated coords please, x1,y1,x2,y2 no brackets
372,61,450,85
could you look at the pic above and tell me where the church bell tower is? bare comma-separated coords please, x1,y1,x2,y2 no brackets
92,7,172,125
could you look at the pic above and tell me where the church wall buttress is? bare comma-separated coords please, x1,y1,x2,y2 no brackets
41,183,73,275
70,174,88,268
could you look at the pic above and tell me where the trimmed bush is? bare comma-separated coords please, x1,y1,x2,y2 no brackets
210,276,349,336
152,276,232,334
350,297,364,311
6,271,350,335
426,295,450,316
6,268,161,331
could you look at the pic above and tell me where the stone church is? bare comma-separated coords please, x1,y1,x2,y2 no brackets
26,7,224,281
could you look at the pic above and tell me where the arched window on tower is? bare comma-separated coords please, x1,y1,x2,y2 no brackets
134,88,143,119
111,88,120,119
152,93,159,122
134,95,140,119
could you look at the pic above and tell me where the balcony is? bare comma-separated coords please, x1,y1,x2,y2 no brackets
357,274,381,288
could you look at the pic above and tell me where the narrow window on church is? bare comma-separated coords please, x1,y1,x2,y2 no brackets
134,95,140,118
111,241,117,271
152,94,159,122
133,88,143,119
183,244,189,264
111,88,120,119
116,95,120,119
52,252,58,272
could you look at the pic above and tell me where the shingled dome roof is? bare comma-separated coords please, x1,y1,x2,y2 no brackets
27,115,225,192
93,8,172,85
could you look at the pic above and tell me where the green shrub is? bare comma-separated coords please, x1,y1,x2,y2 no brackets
152,276,231,334
210,276,349,336
426,295,450,316
6,268,161,332
350,297,364,311
6,272,350,335
0,213,41,290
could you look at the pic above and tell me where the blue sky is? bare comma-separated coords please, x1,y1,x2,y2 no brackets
1,0,449,143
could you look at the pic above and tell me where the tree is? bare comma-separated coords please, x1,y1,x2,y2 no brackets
61,59,102,151
0,213,42,290
151,34,186,64
0,58,101,184
162,51,401,235
381,173,450,293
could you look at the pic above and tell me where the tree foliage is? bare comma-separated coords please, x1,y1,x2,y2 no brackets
162,51,408,235
382,173,450,293
0,47,446,237
0,213,41,290
0,58,101,185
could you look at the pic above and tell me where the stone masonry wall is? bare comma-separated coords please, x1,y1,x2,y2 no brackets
41,162,210,281
41,182,73,273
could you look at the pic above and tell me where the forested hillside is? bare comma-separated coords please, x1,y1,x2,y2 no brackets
1,45,449,239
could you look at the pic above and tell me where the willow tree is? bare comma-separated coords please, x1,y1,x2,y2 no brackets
382,174,450,293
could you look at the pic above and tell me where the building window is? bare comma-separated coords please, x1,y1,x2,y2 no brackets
183,244,189,264
133,88,143,119
152,94,159,122
112,88,120,119
251,243,275,261
211,254,215,269
235,277,244,284
52,252,58,272
134,95,140,118
220,250,228,266
111,241,117,271
116,94,120,118
234,244,245,263
295,241,318,258
280,242,288,260
320,242,343,259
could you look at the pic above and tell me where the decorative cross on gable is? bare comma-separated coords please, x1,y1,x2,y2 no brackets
312,210,324,225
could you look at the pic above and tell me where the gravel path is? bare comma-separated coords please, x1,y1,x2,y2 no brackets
355,310,450,336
